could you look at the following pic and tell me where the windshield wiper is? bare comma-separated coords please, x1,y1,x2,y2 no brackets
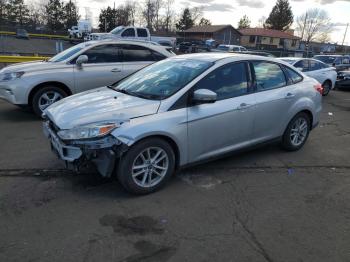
111,87,161,100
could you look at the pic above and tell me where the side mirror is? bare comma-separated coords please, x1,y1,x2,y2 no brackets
192,89,217,105
76,55,88,66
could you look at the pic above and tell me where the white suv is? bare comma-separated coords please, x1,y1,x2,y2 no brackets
0,40,174,116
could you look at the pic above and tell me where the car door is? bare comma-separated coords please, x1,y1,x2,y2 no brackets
119,44,163,79
136,28,149,41
187,62,256,163
73,44,123,93
251,61,298,142
304,59,324,83
121,27,136,40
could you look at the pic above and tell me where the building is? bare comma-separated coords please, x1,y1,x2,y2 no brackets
177,25,241,45
239,28,301,51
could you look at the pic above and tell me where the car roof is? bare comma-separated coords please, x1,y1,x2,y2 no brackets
171,53,281,63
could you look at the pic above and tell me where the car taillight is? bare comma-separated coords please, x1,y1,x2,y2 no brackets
314,83,323,95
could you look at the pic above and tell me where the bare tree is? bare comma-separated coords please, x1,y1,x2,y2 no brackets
257,16,266,28
162,0,174,32
142,0,156,32
125,1,137,26
190,6,203,25
295,8,333,44
153,0,163,31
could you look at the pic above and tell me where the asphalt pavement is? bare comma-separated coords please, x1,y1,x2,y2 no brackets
0,90,350,262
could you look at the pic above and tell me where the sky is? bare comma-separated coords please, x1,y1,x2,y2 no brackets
36,0,350,44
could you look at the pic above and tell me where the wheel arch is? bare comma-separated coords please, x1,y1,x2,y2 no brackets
123,134,181,171
28,81,72,106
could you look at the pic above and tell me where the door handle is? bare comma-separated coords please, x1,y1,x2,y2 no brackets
111,68,122,73
237,103,252,110
285,93,295,99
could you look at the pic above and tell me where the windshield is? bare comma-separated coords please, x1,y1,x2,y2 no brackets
49,43,85,62
113,59,213,100
313,55,337,64
110,26,125,35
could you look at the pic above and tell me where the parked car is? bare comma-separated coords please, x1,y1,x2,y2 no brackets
16,29,29,39
335,71,350,90
68,20,92,39
0,40,174,116
213,45,247,52
178,40,209,53
43,53,322,194
86,26,177,48
279,57,337,96
313,55,350,72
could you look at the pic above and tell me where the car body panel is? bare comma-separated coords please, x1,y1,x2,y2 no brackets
45,87,161,129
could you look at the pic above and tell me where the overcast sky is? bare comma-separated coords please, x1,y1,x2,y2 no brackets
54,0,350,44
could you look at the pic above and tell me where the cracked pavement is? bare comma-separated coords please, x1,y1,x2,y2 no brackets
0,90,350,262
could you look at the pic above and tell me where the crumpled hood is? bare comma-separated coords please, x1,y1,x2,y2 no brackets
0,61,59,74
45,87,160,129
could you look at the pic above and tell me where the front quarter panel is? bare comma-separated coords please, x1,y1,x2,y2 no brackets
111,108,188,166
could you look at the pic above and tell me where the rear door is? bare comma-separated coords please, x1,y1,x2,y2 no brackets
119,44,165,79
187,62,256,163
251,61,299,142
73,44,123,93
136,28,149,41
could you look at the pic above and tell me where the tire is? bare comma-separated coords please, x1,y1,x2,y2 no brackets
281,112,311,151
322,80,332,96
32,86,68,117
117,138,175,195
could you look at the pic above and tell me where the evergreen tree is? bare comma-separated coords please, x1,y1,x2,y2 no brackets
98,7,116,32
176,8,194,31
63,0,80,30
237,15,251,29
7,0,29,26
45,0,64,31
265,0,293,31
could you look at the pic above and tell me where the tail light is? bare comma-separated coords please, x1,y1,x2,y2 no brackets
314,83,323,95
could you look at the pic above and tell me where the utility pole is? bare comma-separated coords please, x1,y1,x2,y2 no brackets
342,23,349,46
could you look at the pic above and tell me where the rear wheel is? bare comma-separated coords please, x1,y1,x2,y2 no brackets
117,138,175,194
32,86,68,117
322,80,332,96
281,112,311,151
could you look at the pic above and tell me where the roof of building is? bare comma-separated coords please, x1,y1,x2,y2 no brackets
182,25,241,34
239,28,300,40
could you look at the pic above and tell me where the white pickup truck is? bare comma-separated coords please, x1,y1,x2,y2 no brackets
86,26,176,48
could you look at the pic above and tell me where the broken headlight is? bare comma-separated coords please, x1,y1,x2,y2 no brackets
57,123,118,140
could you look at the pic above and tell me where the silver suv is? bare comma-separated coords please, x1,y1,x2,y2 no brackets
0,40,174,116
43,53,323,194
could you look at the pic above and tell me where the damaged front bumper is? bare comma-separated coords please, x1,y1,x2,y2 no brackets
43,121,128,177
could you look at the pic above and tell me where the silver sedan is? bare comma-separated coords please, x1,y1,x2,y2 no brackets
43,53,322,194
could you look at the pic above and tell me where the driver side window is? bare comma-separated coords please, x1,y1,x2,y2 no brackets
194,62,249,101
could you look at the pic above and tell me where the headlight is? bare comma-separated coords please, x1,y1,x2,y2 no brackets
0,71,25,81
57,123,118,140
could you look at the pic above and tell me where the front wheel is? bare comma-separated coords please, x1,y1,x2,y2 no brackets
281,112,311,151
117,138,175,194
32,86,68,117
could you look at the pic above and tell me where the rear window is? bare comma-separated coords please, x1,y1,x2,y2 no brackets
137,28,148,37
253,61,287,91
120,44,156,62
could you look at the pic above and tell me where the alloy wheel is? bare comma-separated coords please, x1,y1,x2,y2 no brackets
38,91,63,111
131,147,169,188
290,117,308,147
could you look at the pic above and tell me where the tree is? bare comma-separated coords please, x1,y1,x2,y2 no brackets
0,0,8,27
265,0,293,31
190,6,203,25
295,8,333,44
237,15,250,29
98,6,116,32
153,0,163,31
45,0,64,31
176,8,194,31
7,0,29,26
199,17,211,26
63,0,80,30
163,0,174,32
142,0,156,32
257,16,266,28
